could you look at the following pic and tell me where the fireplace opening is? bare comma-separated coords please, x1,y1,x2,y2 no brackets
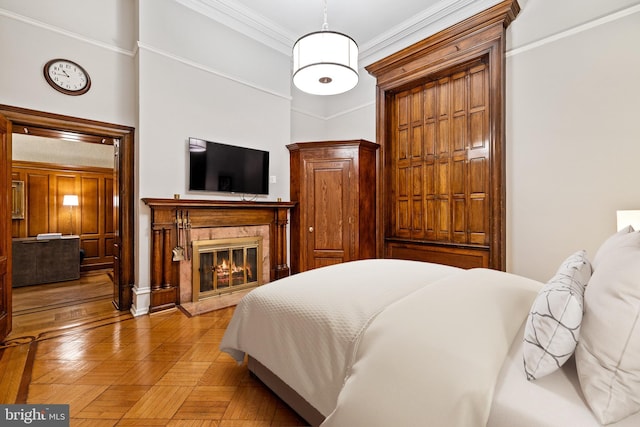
192,237,262,301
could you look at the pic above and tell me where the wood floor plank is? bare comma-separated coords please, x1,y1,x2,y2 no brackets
166,420,220,427
27,383,110,417
218,420,271,427
31,359,102,385
156,361,213,387
123,385,193,419
72,419,118,427
115,419,171,426
114,360,176,386
73,359,138,385
198,361,251,387
179,342,224,363
0,345,30,403
223,386,279,421
75,385,152,419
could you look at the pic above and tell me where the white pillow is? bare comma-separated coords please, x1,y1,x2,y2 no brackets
523,250,591,380
592,225,634,269
576,229,640,425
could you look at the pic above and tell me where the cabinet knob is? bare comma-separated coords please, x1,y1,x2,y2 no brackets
308,226,314,233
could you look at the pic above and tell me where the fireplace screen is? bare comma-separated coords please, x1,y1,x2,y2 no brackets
192,237,262,301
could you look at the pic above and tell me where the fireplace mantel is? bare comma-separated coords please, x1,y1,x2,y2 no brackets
142,198,296,210
142,198,296,312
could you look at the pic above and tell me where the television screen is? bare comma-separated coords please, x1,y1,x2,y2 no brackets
188,138,269,195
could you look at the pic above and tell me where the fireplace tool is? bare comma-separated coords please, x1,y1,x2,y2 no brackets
185,210,192,261
172,209,185,261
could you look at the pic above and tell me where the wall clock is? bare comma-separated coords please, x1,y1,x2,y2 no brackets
43,58,91,96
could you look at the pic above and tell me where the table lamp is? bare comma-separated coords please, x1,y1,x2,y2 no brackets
62,194,79,235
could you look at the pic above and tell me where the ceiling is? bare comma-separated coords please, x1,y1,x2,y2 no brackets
176,0,502,61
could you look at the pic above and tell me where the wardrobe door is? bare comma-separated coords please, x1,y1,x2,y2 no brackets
303,158,352,270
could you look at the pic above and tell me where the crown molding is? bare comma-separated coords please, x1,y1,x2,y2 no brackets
175,0,502,60
506,2,640,58
359,0,501,62
175,0,296,56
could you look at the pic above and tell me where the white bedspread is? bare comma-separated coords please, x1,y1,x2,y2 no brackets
220,259,462,416
321,268,542,427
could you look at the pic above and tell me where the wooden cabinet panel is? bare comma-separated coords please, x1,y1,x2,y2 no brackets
288,140,379,274
386,240,489,269
387,61,490,254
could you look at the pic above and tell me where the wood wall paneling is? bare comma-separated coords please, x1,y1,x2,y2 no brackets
367,0,519,270
27,173,50,236
11,161,114,271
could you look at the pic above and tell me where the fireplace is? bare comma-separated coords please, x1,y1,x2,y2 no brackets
141,198,295,313
192,237,262,301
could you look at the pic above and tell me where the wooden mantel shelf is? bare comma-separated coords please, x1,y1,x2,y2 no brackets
141,198,296,312
142,198,296,210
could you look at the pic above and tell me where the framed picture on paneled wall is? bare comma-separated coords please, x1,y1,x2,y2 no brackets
11,180,24,219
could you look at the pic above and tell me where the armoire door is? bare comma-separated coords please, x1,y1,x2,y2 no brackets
303,159,352,270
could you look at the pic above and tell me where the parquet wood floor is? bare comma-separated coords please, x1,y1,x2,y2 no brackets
8,270,125,340
0,274,309,426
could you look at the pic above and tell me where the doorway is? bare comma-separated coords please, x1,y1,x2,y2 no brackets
0,105,135,331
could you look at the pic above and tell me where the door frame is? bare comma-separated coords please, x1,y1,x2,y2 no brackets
0,114,10,339
1,104,135,310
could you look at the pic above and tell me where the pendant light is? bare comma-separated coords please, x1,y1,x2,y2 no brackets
292,0,358,95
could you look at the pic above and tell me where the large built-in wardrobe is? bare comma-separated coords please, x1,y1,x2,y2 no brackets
367,0,519,270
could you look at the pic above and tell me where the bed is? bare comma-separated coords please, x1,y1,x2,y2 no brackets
220,227,640,427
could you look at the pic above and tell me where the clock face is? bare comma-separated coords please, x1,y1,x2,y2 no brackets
44,59,91,95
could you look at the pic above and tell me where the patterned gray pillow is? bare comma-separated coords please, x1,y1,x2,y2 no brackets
523,250,592,380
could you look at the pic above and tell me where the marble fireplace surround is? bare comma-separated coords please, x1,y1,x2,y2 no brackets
180,225,270,315
141,199,295,314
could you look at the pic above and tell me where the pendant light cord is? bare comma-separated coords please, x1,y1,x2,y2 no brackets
322,0,329,30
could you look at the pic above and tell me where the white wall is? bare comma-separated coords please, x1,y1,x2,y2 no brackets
506,0,640,281
0,0,136,126
133,0,293,314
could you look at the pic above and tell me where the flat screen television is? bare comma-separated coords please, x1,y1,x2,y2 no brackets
188,137,269,195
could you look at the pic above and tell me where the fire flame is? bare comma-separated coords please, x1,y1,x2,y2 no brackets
216,258,253,279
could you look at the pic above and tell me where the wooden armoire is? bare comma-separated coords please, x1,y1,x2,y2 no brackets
288,140,378,274
366,0,519,270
